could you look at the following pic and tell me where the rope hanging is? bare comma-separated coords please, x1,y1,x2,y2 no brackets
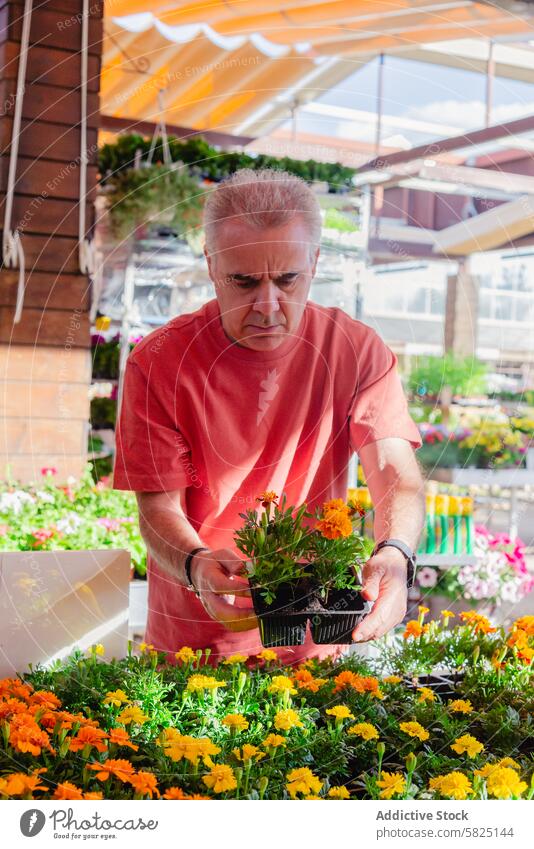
147,89,172,166
2,0,33,324
79,0,97,277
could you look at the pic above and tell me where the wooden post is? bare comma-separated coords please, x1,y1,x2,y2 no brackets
0,0,103,483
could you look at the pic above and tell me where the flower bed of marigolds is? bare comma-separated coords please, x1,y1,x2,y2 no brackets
1,610,533,801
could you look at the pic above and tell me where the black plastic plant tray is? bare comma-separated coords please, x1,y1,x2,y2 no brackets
250,580,371,647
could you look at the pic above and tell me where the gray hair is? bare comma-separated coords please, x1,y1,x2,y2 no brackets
203,167,321,254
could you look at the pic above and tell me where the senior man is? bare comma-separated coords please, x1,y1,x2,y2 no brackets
113,168,425,664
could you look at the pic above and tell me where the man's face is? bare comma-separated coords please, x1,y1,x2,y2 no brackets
204,217,319,351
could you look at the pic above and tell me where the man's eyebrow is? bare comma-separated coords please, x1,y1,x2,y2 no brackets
229,272,300,280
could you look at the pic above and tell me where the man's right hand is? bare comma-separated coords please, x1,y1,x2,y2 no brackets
190,548,258,632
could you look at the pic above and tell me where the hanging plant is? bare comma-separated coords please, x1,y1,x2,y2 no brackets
102,162,205,242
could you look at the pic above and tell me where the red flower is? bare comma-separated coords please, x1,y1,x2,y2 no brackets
40,467,57,476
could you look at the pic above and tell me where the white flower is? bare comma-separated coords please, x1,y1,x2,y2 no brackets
56,513,84,535
0,491,35,514
36,490,55,504
417,567,438,587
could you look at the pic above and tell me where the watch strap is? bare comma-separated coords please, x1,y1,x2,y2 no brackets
184,547,208,594
372,538,416,588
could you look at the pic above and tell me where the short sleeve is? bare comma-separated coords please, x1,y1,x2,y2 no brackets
112,357,192,492
349,335,422,452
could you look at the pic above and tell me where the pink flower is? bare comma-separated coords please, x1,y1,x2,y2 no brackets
41,467,57,476
96,517,121,532
417,567,438,588
31,528,56,548
0,524,9,536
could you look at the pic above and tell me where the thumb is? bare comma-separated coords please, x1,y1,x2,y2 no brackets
360,561,382,602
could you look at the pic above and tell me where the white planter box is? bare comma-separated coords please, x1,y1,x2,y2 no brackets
129,579,148,634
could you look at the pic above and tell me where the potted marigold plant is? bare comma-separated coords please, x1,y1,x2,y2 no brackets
234,492,373,647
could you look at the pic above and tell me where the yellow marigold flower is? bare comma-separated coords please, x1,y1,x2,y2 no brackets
186,674,227,692
328,785,350,799
383,675,402,685
138,642,154,653
441,610,455,619
418,605,429,615
202,764,238,794
117,705,149,726
223,653,248,665
103,689,130,708
450,734,484,758
399,721,429,742
376,771,406,799
274,709,304,731
486,767,527,799
257,649,278,662
262,733,287,749
417,686,435,702
316,510,353,539
268,675,297,695
175,647,196,663
90,644,105,656
160,732,220,766
475,758,522,778
222,713,249,732
449,699,474,714
326,705,355,721
232,744,266,763
286,767,323,799
347,722,379,741
429,772,473,800
403,620,423,639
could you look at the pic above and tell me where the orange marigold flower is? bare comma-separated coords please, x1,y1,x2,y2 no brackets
2,769,48,797
69,726,108,754
88,758,136,783
292,669,327,692
512,615,534,636
84,792,103,800
507,629,529,650
403,620,423,639
129,771,160,798
54,781,85,800
0,678,33,701
162,787,188,799
459,611,496,634
322,498,349,515
9,714,55,757
28,690,62,710
316,510,353,539
0,698,29,720
256,491,278,507
108,728,139,751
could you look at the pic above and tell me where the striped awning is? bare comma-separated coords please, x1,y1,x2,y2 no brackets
102,1,534,138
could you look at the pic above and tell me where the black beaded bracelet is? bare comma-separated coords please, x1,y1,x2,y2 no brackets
184,547,208,594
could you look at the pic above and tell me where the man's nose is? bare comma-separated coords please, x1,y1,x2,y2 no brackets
252,279,282,315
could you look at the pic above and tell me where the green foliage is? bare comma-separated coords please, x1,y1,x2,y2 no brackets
2,615,532,800
323,207,358,232
408,354,488,399
98,134,356,193
234,494,370,604
103,163,204,241
0,466,146,577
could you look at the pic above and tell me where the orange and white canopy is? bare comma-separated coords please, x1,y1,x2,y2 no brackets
102,1,534,136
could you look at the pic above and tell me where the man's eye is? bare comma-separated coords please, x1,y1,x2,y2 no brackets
278,276,297,285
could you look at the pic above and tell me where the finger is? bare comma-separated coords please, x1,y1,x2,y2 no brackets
360,560,383,602
203,563,251,596
352,589,406,642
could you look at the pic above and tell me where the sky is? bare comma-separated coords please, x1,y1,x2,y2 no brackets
281,53,534,148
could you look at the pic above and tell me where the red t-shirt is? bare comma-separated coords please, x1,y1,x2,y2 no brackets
113,297,421,664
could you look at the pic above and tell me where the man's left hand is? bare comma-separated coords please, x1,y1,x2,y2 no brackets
351,547,408,642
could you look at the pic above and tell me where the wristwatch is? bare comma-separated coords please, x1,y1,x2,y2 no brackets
184,547,208,595
372,538,417,588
